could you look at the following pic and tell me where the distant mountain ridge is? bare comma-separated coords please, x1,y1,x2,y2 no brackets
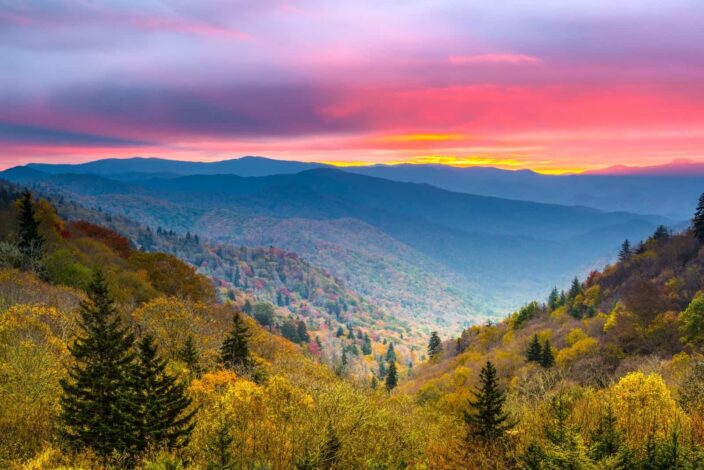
17,156,704,218
1,164,670,328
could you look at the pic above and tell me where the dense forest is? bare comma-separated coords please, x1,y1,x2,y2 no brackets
2,182,704,468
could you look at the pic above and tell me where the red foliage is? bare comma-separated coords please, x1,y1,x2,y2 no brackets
70,220,132,258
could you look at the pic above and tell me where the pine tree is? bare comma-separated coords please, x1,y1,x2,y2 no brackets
59,271,138,457
378,360,387,379
547,287,560,311
242,299,252,314
335,326,344,337
177,334,201,377
16,190,45,266
618,239,631,262
297,320,309,343
207,408,235,470
131,335,195,451
526,334,543,362
693,193,704,243
427,331,442,359
385,343,396,362
568,277,582,301
464,361,514,440
385,360,398,391
540,340,555,368
220,312,252,372
589,406,632,466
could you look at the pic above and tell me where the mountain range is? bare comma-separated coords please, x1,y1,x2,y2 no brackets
1,161,673,329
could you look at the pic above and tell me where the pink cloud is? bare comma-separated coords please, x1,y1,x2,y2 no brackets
130,17,250,41
449,54,542,65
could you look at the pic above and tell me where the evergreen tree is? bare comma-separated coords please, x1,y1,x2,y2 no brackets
427,331,442,359
362,334,372,355
347,326,355,340
652,225,671,242
385,360,398,391
547,287,560,311
59,271,138,457
385,343,396,362
618,239,631,262
206,408,235,470
568,277,582,301
589,406,632,466
694,193,704,243
220,312,252,371
540,340,555,368
335,326,344,337
242,299,252,314
526,334,542,362
132,335,195,451
297,320,309,343
16,189,44,258
177,334,201,377
378,360,387,379
464,361,514,440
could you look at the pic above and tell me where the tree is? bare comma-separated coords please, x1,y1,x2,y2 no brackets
568,277,582,301
428,331,442,359
177,334,201,377
59,271,138,457
220,312,252,371
385,343,396,362
16,190,45,270
131,335,195,451
297,320,309,343
693,193,704,243
548,287,560,311
540,340,555,368
464,361,514,440
680,291,704,345
618,240,631,262
385,361,398,391
335,326,344,337
526,334,542,363
252,302,274,328
206,409,235,470
589,406,632,466
652,225,670,242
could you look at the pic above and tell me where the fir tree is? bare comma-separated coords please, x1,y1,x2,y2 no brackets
132,335,195,451
427,331,442,359
568,277,582,301
464,361,514,440
242,299,252,314
385,343,396,362
16,190,45,267
526,334,542,362
547,287,560,311
378,360,387,379
220,312,252,371
207,408,235,470
694,193,704,243
540,340,555,368
589,406,632,466
335,326,344,337
59,271,138,457
297,320,309,343
652,225,671,242
618,239,632,262
177,334,201,377
385,360,398,391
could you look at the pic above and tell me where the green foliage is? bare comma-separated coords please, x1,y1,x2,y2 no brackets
220,312,252,372
693,193,704,243
526,334,542,362
385,361,398,391
427,331,442,359
680,291,704,345
177,335,201,377
252,302,274,327
206,410,235,470
45,248,92,289
464,361,514,441
514,301,541,329
17,190,44,261
385,342,396,362
131,335,195,451
540,340,555,368
59,270,138,457
618,240,631,262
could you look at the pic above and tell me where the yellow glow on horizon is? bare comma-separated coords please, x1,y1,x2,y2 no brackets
321,154,587,174
379,133,465,143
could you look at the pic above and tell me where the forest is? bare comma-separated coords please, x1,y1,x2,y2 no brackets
2,182,704,469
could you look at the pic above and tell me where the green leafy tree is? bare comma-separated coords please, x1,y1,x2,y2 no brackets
220,312,252,371
59,271,138,457
385,360,398,391
177,334,201,377
464,361,514,440
252,302,274,328
428,331,442,359
680,291,704,345
526,334,542,362
693,193,704,243
540,340,555,368
132,335,195,451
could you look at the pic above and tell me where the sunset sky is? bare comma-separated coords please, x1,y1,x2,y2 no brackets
2,0,704,173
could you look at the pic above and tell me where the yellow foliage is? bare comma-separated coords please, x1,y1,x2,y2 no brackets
556,337,598,365
566,327,588,346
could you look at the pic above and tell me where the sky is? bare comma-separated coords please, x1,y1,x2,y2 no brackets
1,0,704,173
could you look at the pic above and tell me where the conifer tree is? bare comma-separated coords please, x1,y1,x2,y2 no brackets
568,277,582,301
59,271,138,457
131,335,195,451
297,320,309,342
464,361,514,440
589,406,632,465
16,189,44,259
220,312,252,371
177,334,201,377
547,287,560,311
385,343,396,362
207,408,235,470
378,360,387,379
540,340,555,368
526,334,542,362
427,331,442,359
335,326,344,337
385,360,398,391
693,193,704,243
618,239,631,262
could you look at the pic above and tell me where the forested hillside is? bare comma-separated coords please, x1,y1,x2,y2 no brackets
3,182,704,469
